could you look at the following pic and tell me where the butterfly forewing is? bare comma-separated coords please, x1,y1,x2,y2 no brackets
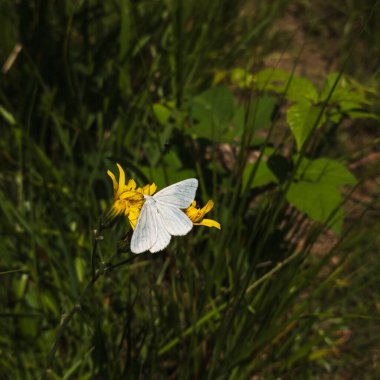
153,178,198,209
130,201,158,254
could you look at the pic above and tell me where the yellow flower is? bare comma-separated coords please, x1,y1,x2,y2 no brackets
107,163,156,229
185,200,221,229
108,164,221,232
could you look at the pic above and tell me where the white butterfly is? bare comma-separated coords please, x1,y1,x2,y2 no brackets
130,178,198,254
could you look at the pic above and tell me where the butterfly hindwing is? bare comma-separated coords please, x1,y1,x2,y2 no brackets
149,211,172,253
155,202,193,236
130,201,158,254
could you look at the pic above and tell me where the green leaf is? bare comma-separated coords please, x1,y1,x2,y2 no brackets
267,154,292,183
250,95,277,129
140,166,195,190
253,68,292,92
75,257,86,283
286,77,319,103
345,111,380,121
141,150,196,189
252,68,318,102
287,181,343,234
243,160,278,189
223,96,277,143
189,86,235,141
41,291,60,316
287,101,326,150
296,157,357,187
223,105,245,142
321,72,371,108
153,102,175,126
230,67,254,88
0,105,16,125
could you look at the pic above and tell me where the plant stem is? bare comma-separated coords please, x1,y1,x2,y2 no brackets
42,271,100,380
42,226,138,379
158,250,301,355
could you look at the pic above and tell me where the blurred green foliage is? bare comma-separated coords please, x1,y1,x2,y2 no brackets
0,0,379,379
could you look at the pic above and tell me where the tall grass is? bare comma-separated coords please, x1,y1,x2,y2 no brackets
0,0,379,378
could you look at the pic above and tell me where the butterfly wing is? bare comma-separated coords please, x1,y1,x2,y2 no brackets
132,178,198,253
130,201,158,254
155,202,193,236
149,214,172,253
153,178,198,209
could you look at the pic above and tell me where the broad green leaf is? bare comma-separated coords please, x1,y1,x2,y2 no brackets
252,68,318,102
188,86,235,141
164,150,182,169
287,77,318,103
287,181,343,234
243,160,278,189
223,105,245,141
321,72,371,107
287,101,326,151
296,157,357,187
223,96,277,142
320,73,377,122
250,95,277,129
253,68,292,91
267,154,292,183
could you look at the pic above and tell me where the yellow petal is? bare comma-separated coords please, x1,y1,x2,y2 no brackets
185,200,215,223
194,219,221,229
126,179,137,191
202,200,214,214
139,183,157,196
128,206,142,230
185,207,199,221
107,170,118,195
119,190,143,202
112,199,127,216
116,163,126,196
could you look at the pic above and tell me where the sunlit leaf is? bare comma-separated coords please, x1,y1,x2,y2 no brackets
296,157,357,187
252,68,318,102
243,160,278,189
287,101,326,150
287,181,343,234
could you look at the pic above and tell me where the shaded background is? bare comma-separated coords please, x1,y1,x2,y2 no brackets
0,0,379,378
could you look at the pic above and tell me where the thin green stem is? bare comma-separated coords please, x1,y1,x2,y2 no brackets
0,268,28,276
158,249,301,356
42,228,138,379
42,271,100,380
